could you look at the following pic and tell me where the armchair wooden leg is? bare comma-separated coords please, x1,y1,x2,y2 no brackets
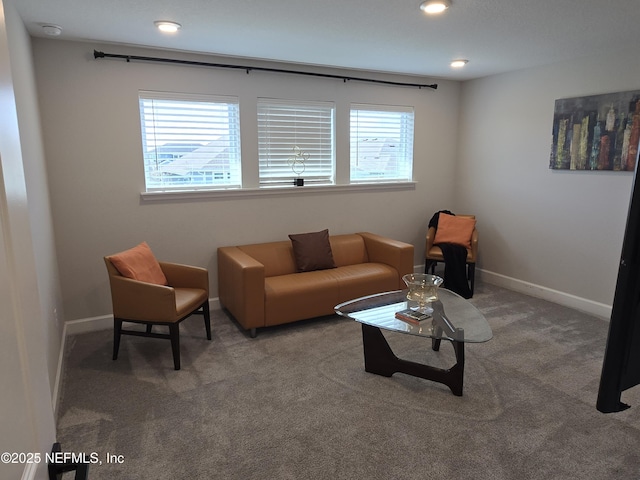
169,324,181,370
146,324,153,333
113,318,123,360
203,301,212,340
424,260,437,275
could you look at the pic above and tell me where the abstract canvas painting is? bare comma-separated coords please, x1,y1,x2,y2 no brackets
550,90,640,171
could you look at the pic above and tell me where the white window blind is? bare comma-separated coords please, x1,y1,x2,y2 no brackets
258,99,335,187
350,104,415,183
139,91,241,191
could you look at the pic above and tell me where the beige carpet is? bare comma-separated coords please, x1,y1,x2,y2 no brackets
55,282,640,479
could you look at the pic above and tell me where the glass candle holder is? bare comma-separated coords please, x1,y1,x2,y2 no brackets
402,273,444,314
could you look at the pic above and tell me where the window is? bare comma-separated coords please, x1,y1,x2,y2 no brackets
139,91,241,191
258,99,335,187
350,104,415,183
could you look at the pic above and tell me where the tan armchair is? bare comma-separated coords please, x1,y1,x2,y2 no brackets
425,214,478,295
104,256,211,370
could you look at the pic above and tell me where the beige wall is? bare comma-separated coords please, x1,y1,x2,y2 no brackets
33,37,640,325
7,2,63,401
3,7,637,478
0,2,58,479
457,50,640,310
32,39,461,321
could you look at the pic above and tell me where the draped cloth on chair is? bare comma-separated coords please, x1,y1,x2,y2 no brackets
427,211,473,299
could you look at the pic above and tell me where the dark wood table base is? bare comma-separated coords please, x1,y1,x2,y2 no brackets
361,323,465,396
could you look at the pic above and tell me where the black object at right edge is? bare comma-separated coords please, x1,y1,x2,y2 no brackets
597,149,640,413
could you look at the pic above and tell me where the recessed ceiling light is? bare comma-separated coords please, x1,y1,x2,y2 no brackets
42,24,63,36
451,59,469,68
419,0,451,14
154,21,181,34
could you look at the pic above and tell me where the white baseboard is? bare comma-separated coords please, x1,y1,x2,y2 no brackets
51,322,67,417
54,277,611,407
478,268,612,320
21,462,37,480
52,313,113,420
63,298,221,336
52,298,220,416
411,265,610,319
64,313,113,335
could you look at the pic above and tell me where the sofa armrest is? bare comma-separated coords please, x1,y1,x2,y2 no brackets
217,246,266,330
109,275,177,322
160,261,209,293
358,232,414,288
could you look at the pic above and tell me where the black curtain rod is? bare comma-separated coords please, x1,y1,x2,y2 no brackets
93,50,438,90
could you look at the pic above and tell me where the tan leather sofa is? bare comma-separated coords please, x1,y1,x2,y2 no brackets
218,232,414,337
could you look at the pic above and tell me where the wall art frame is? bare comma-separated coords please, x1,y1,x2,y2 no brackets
550,90,640,171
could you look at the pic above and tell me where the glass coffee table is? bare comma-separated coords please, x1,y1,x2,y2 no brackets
335,289,492,396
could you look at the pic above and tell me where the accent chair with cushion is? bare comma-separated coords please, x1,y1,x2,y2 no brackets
104,242,211,370
425,213,478,296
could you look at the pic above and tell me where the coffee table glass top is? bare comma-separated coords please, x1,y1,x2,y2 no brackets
335,289,493,343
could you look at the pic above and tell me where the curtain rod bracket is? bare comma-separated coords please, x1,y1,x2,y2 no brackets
93,50,438,90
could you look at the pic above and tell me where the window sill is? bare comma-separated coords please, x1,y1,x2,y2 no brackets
140,182,416,202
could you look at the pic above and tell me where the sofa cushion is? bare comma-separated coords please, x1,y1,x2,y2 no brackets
434,213,476,249
264,270,339,325
329,234,369,267
328,263,399,304
109,242,167,285
288,229,336,272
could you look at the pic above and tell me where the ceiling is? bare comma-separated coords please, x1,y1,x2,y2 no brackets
8,0,640,81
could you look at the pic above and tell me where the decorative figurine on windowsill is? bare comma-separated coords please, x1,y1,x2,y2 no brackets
289,145,307,186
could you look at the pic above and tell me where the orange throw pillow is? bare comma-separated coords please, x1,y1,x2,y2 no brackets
109,242,168,285
433,214,476,250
